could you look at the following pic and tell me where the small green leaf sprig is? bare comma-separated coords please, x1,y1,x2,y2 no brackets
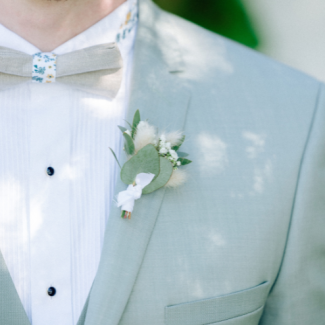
157,134,191,170
110,110,192,219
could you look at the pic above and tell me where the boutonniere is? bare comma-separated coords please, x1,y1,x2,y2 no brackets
110,110,192,219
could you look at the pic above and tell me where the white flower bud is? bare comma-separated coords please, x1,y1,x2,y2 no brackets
159,147,168,154
169,149,178,160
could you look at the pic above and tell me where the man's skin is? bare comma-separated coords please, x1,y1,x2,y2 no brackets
0,0,126,52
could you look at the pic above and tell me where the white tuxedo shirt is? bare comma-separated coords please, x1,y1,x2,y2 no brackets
0,0,137,324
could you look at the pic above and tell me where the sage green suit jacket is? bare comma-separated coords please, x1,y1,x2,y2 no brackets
1,0,325,324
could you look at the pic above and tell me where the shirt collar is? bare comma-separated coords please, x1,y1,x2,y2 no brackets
0,0,138,56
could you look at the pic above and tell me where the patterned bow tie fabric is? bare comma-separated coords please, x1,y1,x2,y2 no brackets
32,53,57,84
0,43,123,99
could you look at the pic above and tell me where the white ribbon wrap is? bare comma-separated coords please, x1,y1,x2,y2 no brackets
117,173,155,213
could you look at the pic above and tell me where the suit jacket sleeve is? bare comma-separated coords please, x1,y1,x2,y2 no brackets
260,83,325,324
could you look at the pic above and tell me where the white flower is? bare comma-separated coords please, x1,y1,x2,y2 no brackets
125,130,132,136
165,131,184,147
159,147,168,154
165,169,187,188
169,149,178,160
177,161,181,166
160,134,166,142
165,142,171,150
138,121,146,128
133,121,157,153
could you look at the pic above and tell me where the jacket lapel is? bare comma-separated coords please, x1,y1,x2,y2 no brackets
0,251,31,325
84,1,190,324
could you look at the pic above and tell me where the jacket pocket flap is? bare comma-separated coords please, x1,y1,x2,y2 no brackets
165,281,269,325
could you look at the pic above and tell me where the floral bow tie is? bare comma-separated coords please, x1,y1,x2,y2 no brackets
0,43,123,99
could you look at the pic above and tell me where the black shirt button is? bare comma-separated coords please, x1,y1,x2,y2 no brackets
47,167,55,176
47,287,56,296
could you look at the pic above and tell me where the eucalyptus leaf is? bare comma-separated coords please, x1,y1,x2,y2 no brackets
132,110,141,137
177,151,189,158
118,126,128,133
123,132,135,155
121,144,160,184
142,157,173,194
178,158,192,166
109,147,121,169
172,135,185,151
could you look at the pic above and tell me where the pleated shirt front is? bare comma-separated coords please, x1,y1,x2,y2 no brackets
0,1,137,324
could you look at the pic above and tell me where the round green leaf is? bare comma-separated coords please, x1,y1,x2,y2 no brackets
142,157,173,194
121,144,160,184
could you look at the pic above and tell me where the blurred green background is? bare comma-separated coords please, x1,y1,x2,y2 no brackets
153,0,258,48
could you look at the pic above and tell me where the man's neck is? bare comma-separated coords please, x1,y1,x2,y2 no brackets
0,0,126,52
